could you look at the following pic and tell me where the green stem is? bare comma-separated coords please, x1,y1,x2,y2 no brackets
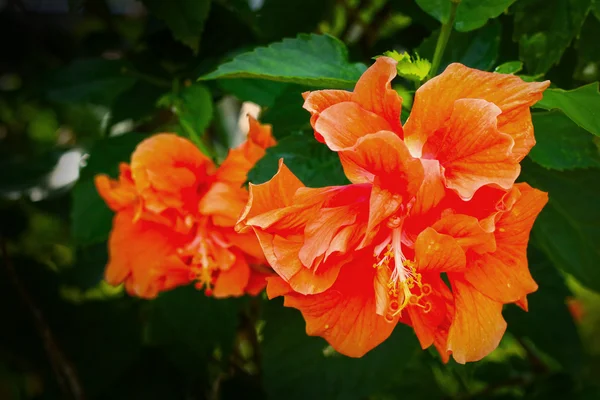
427,0,460,81
180,119,213,158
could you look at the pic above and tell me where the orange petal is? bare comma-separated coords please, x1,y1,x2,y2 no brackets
515,296,528,312
422,99,520,200
302,89,353,142
94,163,138,212
432,214,496,255
215,144,258,186
216,117,276,186
236,160,304,232
198,182,248,227
360,185,403,248
244,268,271,296
410,159,446,217
314,102,392,151
373,262,393,315
245,186,349,233
464,183,548,303
447,278,506,363
351,56,403,135
255,231,347,295
131,134,215,216
283,259,398,357
299,205,359,268
339,130,424,190
415,228,466,272
106,209,190,298
408,273,453,350
212,254,251,298
266,275,293,299
442,185,521,233
247,116,276,149
224,230,266,262
404,63,550,160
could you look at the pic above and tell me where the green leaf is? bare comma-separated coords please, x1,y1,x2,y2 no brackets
141,0,211,53
505,248,583,373
261,85,312,137
159,84,214,147
529,111,600,170
248,131,349,187
147,286,244,372
494,61,524,74
574,14,600,83
200,34,366,89
217,79,289,107
261,299,420,400
534,83,600,137
71,133,148,245
418,20,501,74
513,0,591,74
415,0,517,31
380,51,431,81
110,81,166,126
521,159,600,293
62,243,109,290
46,59,137,106
253,0,335,41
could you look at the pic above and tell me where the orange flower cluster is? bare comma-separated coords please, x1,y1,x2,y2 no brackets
95,117,276,299
236,58,550,363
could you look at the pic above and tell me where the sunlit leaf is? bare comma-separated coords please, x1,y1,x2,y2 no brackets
494,61,523,74
200,34,366,89
534,83,600,137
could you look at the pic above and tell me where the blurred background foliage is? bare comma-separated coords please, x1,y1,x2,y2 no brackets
1,0,600,399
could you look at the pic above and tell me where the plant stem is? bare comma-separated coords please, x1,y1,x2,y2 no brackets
427,0,460,81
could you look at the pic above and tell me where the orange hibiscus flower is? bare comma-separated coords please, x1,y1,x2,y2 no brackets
95,116,275,299
236,57,549,362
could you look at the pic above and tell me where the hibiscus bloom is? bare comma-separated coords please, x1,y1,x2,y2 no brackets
236,57,549,362
95,116,275,299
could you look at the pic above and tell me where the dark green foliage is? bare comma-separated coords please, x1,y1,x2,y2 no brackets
248,131,349,187
418,20,501,73
71,133,148,245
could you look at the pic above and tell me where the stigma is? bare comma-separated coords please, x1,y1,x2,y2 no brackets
373,227,431,322
180,234,217,296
